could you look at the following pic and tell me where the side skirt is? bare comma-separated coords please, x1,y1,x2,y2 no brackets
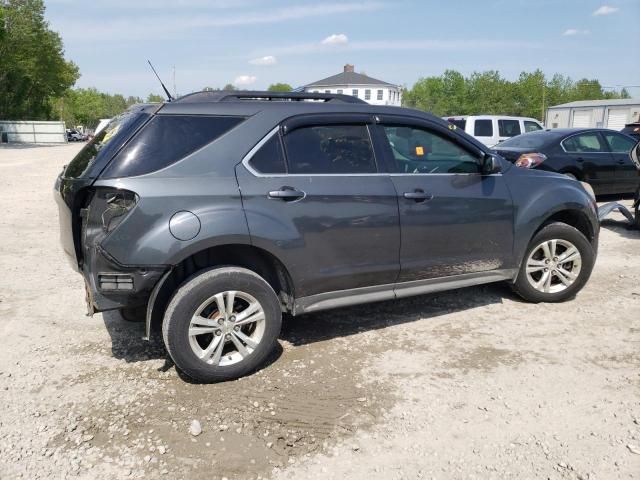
293,269,518,315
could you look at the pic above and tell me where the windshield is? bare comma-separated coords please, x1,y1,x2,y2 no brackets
63,110,149,179
498,132,552,150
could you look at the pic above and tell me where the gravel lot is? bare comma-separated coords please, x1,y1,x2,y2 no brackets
1,144,639,480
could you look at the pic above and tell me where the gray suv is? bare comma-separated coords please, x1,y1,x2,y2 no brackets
55,91,599,382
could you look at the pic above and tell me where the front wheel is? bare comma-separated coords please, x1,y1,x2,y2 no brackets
162,267,282,382
512,222,595,303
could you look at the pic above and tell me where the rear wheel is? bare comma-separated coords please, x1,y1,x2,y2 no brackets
513,222,595,302
162,267,282,382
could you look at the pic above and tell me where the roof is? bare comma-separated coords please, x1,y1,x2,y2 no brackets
174,90,366,104
306,71,396,88
547,98,640,109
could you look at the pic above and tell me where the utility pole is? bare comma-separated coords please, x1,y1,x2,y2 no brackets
541,80,546,123
173,66,177,99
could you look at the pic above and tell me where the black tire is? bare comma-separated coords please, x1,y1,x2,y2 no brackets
119,306,146,322
512,222,595,303
162,267,282,383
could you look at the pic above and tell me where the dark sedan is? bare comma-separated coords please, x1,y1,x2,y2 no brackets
493,128,639,195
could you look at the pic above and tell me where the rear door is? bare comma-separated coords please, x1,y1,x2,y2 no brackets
602,131,640,193
561,131,617,194
373,116,515,282
497,119,522,144
236,114,400,298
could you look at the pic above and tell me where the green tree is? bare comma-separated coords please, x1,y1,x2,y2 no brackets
267,83,293,92
0,0,79,119
146,93,165,103
222,83,237,91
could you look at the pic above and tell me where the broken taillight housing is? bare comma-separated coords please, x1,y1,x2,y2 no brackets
515,152,547,168
100,190,137,232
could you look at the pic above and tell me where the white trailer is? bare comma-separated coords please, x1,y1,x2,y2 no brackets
545,99,640,131
0,120,67,144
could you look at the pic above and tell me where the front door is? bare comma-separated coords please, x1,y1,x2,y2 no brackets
236,117,400,298
602,131,640,194
372,117,515,282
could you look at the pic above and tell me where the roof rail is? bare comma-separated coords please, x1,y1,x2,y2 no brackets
174,90,367,104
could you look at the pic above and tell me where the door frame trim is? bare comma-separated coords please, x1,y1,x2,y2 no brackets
293,268,518,315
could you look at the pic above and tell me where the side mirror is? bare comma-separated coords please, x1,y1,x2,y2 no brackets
482,153,502,174
630,141,640,170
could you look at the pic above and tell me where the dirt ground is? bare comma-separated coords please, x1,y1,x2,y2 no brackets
0,143,638,480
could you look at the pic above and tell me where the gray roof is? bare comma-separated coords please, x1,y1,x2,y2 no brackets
306,71,396,88
548,98,640,109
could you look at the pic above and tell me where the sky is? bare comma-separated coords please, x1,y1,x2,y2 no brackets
45,0,640,99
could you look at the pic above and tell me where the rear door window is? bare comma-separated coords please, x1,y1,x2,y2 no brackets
498,119,521,137
524,121,543,132
283,124,377,174
474,119,493,137
102,115,244,178
562,133,607,153
603,132,637,153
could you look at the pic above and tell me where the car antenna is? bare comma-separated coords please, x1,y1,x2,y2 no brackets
147,60,173,102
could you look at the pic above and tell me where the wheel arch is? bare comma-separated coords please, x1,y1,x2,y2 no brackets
145,244,295,338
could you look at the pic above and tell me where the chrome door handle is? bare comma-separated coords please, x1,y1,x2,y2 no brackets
268,187,305,201
403,190,433,202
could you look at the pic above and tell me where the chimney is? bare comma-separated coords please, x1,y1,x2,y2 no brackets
344,64,354,73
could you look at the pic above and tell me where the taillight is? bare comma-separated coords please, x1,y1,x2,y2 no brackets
515,152,547,168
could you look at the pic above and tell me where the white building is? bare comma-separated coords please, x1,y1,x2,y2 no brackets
545,99,640,130
0,120,67,144
304,64,402,106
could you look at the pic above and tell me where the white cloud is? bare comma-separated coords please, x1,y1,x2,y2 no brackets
321,33,349,46
592,5,619,15
234,75,257,87
562,28,590,36
249,55,277,66
51,3,387,41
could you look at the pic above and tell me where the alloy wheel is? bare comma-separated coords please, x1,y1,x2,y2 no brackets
188,291,265,366
525,239,582,294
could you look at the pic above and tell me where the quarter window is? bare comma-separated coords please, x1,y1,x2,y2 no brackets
474,119,493,137
283,125,377,174
524,120,543,132
248,134,286,174
603,132,636,153
562,133,606,153
498,119,521,137
382,125,481,174
102,115,244,178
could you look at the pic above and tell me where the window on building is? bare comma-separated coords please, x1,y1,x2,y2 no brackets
283,125,377,174
324,90,331,94
337,89,343,94
364,89,371,100
377,90,384,101
352,89,359,97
